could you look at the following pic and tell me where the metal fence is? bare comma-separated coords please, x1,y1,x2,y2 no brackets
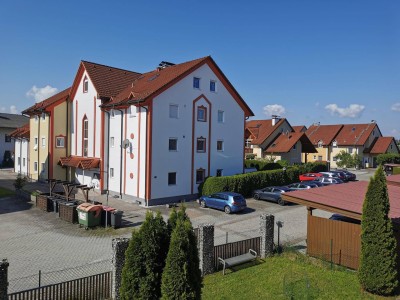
8,259,112,294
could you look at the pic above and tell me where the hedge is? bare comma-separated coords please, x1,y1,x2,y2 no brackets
201,162,328,197
376,153,400,165
244,160,282,171
394,167,400,175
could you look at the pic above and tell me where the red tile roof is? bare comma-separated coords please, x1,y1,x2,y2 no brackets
292,125,307,132
22,87,71,115
58,156,100,170
81,61,142,99
306,124,343,146
334,123,379,146
369,137,399,154
9,123,30,139
282,181,400,223
265,132,317,153
246,118,287,145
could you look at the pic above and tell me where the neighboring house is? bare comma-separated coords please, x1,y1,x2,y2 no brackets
305,123,343,163
366,137,400,167
245,116,316,163
60,56,253,205
9,124,30,175
292,125,307,133
22,88,70,181
0,113,28,167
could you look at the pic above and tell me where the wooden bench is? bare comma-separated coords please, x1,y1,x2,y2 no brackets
218,249,257,275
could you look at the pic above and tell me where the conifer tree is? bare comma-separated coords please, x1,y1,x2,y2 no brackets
359,167,398,295
161,218,202,300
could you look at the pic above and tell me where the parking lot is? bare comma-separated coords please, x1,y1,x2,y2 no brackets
0,168,375,292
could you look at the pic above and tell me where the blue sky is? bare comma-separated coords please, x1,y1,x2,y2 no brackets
1,1,399,138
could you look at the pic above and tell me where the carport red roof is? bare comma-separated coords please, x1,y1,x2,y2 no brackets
387,175,400,188
282,181,400,223
58,156,100,170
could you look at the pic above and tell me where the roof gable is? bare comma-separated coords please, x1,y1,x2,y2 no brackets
369,137,399,154
306,124,343,146
246,118,290,145
265,132,317,153
0,113,29,128
335,123,378,146
22,87,71,115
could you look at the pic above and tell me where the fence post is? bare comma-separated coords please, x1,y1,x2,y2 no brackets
112,238,130,300
260,214,275,259
198,224,214,276
0,259,9,300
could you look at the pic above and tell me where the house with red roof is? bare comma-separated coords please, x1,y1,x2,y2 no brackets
60,56,253,205
9,123,30,175
245,116,316,163
305,122,399,168
21,88,70,181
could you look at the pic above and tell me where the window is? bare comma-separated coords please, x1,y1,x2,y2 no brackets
348,147,353,154
5,135,11,143
83,117,88,157
41,162,45,171
23,158,25,167
245,139,251,147
218,110,224,123
34,162,38,173
313,155,317,160
217,140,224,151
169,104,179,119
34,115,39,123
110,137,115,148
129,105,136,118
332,140,337,147
34,137,38,146
210,80,216,92
216,169,223,177
110,168,114,178
41,137,46,148
292,143,296,150
193,77,200,89
83,76,88,93
168,172,176,185
196,169,205,184
318,156,323,161
56,136,65,148
318,141,323,148
41,112,46,121
17,157,20,166
169,138,178,151
197,137,206,152
197,106,207,122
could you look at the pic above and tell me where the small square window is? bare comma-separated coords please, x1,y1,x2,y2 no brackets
197,138,206,153
196,169,205,184
110,168,114,178
41,162,45,171
218,111,224,123
216,169,223,177
34,162,38,172
193,77,200,89
168,172,176,185
83,77,88,93
313,155,317,160
169,104,179,119
217,140,224,151
169,138,178,151
56,137,65,148
210,80,216,92
5,135,11,143
197,107,207,122
41,137,46,147
23,158,26,167
110,137,115,148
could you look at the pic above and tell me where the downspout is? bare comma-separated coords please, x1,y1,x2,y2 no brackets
20,137,22,174
66,99,69,180
47,112,50,180
38,113,41,181
115,108,124,198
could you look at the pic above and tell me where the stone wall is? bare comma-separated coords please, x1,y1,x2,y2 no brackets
111,238,130,300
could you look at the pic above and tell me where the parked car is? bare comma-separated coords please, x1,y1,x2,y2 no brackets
319,171,344,180
199,192,247,214
299,173,323,181
329,214,360,224
285,182,317,191
305,180,325,187
315,177,344,186
336,169,357,181
252,186,290,206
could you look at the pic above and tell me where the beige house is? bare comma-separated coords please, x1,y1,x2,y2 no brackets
22,88,70,181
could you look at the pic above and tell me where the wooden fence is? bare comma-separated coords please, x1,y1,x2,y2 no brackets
213,236,261,270
8,271,111,300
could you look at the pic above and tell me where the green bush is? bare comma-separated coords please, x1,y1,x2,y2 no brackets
393,167,400,175
376,153,400,165
359,167,398,295
244,160,284,171
161,218,202,299
202,162,328,197
13,174,27,191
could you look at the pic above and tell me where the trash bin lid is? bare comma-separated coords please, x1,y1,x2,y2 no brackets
113,210,124,215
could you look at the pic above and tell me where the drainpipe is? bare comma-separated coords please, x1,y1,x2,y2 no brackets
38,113,41,181
20,137,22,174
115,108,124,198
47,111,50,180
66,100,69,180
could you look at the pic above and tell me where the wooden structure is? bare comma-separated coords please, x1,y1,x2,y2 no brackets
218,249,257,275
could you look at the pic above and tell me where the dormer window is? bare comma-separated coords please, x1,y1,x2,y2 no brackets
332,140,337,147
83,76,88,93
318,141,323,148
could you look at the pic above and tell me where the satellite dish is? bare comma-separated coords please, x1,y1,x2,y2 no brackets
121,139,130,149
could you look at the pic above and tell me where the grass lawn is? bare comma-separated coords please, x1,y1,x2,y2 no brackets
202,252,395,299
0,187,14,198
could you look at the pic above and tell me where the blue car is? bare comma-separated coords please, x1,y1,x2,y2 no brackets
199,192,247,214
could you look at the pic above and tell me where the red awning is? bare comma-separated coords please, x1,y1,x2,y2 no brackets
58,156,100,170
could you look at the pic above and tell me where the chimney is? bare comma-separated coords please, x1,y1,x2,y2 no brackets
272,115,280,126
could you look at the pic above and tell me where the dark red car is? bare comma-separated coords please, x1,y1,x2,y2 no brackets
299,173,323,181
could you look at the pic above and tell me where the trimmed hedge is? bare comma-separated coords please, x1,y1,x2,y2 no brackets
201,162,328,197
376,153,400,165
393,167,400,175
244,160,282,171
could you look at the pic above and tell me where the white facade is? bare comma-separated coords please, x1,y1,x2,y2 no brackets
14,139,29,175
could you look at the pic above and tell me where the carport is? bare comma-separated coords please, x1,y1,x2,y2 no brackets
282,176,400,269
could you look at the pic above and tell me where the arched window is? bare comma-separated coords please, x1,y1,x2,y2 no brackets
82,116,88,157
83,76,88,93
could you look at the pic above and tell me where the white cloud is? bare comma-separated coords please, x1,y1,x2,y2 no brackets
325,103,365,118
263,104,286,117
391,103,400,112
9,105,18,114
26,85,58,103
